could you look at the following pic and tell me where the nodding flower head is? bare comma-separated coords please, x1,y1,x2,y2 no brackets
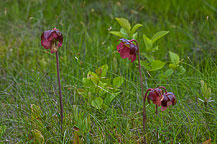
147,88,164,106
116,39,138,62
41,28,63,53
145,87,176,111
161,92,176,111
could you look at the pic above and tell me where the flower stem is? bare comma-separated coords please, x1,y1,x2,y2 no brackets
155,104,159,142
132,39,147,144
56,52,64,132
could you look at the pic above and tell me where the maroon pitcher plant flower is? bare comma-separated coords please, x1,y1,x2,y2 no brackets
117,39,138,62
147,88,164,106
145,86,176,111
115,38,147,143
161,92,176,111
41,28,64,132
41,28,63,53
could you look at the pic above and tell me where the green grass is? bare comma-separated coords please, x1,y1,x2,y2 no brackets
0,0,216,143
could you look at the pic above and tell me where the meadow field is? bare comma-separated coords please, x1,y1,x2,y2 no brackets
0,0,216,143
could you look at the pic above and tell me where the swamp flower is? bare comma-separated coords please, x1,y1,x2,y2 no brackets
147,88,164,106
117,39,138,62
41,28,63,53
41,27,64,131
146,87,176,111
161,92,176,111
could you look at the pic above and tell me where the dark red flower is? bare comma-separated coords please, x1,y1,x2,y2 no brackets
145,86,176,111
161,92,176,111
117,39,138,62
41,28,63,53
147,88,164,106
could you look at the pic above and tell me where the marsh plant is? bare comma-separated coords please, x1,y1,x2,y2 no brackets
110,18,184,143
41,28,64,131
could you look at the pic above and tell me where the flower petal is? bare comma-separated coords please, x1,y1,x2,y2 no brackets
161,106,167,111
117,42,124,52
119,47,130,59
48,31,59,41
128,54,136,62
119,38,129,43
41,28,63,53
129,43,137,55
167,92,176,105
41,32,51,49
161,95,169,107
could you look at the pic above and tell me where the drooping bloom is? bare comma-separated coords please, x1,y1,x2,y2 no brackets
161,92,176,111
145,87,176,111
147,88,164,106
41,28,63,53
117,39,138,62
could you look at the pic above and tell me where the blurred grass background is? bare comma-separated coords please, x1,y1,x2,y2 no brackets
0,0,216,143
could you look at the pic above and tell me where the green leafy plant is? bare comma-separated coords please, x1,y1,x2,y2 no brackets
159,51,186,79
30,104,45,144
41,28,64,132
110,17,185,144
110,18,142,40
110,18,170,73
78,64,124,110
198,80,213,105
140,31,169,72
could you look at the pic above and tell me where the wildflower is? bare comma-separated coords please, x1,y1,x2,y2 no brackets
117,39,138,62
161,92,176,111
147,88,164,106
146,87,176,111
41,28,63,53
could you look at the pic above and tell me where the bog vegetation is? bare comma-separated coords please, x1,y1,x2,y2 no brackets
0,0,216,143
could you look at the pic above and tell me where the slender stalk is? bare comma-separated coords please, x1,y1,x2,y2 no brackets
155,104,158,141
56,52,64,132
131,39,147,144
155,104,158,115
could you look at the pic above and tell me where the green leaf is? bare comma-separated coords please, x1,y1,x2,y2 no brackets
150,60,166,71
113,76,124,87
159,69,174,79
98,81,108,96
140,60,151,70
159,74,167,79
31,129,44,144
96,64,108,78
120,28,129,39
143,53,154,62
152,31,169,43
132,32,138,39
165,69,174,77
104,94,116,105
130,23,143,36
102,104,109,110
82,78,93,87
112,57,118,73
91,97,103,110
169,64,177,69
87,71,99,84
169,51,180,66
31,104,42,121
77,88,89,99
109,31,124,37
152,45,158,52
177,66,186,75
143,34,153,52
115,18,131,33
